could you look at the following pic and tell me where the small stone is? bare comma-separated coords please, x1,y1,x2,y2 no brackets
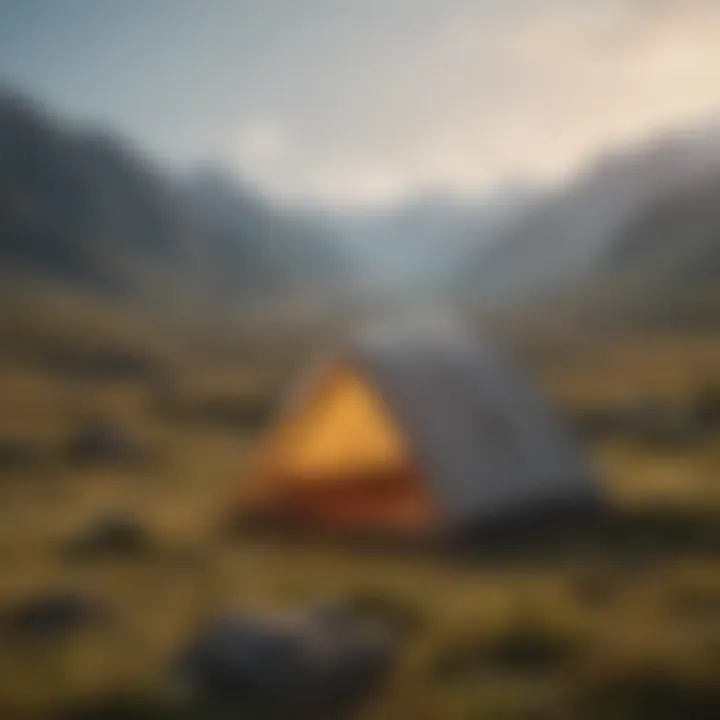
1,591,111,640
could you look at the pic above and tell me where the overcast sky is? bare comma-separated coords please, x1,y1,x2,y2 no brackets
2,0,720,203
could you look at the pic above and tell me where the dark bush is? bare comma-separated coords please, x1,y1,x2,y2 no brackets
63,512,151,560
334,588,427,639
0,438,44,471
690,384,720,427
665,583,720,623
571,396,718,448
40,344,161,382
577,669,720,720
156,390,275,432
64,418,148,467
568,570,622,608
430,622,581,682
1,590,112,640
190,395,274,430
58,694,190,720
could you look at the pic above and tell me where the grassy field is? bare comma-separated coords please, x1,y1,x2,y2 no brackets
0,302,719,719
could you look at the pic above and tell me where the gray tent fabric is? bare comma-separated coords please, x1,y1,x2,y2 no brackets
340,316,598,530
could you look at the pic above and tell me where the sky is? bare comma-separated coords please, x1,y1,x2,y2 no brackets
2,0,720,204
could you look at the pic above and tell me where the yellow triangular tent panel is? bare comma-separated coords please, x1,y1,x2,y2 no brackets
239,363,437,533
267,364,411,485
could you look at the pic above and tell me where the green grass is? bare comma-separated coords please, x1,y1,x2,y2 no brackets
0,313,719,719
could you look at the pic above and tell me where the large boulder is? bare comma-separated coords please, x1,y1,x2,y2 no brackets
171,605,399,718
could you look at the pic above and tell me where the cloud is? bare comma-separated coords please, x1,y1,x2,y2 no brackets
230,118,286,167
5,0,720,202
215,0,720,202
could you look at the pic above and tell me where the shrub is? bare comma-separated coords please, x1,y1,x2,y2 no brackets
334,588,427,639
577,669,720,720
430,621,581,682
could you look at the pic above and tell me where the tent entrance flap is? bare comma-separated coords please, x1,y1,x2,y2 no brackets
243,364,438,533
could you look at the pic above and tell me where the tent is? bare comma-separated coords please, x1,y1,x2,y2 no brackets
237,319,599,540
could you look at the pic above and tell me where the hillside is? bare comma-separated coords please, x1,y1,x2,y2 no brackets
602,171,720,293
0,91,351,322
0,92,203,297
182,170,351,303
469,129,720,311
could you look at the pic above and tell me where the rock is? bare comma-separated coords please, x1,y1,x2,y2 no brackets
172,605,398,717
331,589,427,639
0,438,43,471
56,694,177,720
430,620,581,682
41,346,160,383
572,401,710,448
576,668,720,720
64,512,151,559
1,591,111,640
65,418,146,467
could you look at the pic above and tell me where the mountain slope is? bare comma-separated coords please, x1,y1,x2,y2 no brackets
182,170,352,302
0,90,352,321
0,91,204,299
470,129,720,305
602,171,720,290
